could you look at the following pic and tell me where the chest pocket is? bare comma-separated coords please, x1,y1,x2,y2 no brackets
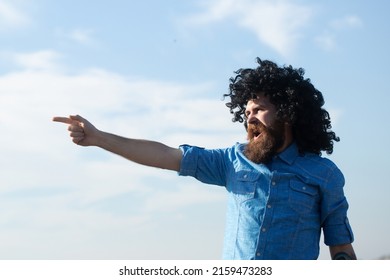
228,171,260,204
288,180,319,214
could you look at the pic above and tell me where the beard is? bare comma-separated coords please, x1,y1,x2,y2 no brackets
244,120,286,164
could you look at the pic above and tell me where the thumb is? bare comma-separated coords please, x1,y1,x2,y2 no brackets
69,115,96,132
69,114,86,123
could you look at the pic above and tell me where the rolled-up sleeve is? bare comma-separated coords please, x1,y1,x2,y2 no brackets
178,144,228,186
323,217,354,246
178,145,200,177
321,167,354,246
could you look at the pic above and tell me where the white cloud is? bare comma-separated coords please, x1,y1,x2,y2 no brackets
183,0,313,57
10,50,63,71
55,28,98,46
239,1,312,57
185,0,237,24
68,29,95,45
0,0,29,29
143,183,225,213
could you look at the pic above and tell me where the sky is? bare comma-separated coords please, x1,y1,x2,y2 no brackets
0,0,389,260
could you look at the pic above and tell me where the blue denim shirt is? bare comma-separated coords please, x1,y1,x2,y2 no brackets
179,142,354,260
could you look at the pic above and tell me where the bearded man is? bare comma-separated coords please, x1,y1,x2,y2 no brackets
53,58,356,260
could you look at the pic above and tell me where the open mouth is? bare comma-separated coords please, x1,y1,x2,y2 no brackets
253,131,262,141
247,123,265,142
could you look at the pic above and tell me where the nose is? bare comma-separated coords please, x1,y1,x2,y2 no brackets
247,113,259,125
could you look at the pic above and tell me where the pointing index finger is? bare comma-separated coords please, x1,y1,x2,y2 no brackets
52,116,73,124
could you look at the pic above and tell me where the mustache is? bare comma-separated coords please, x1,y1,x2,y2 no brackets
247,122,267,140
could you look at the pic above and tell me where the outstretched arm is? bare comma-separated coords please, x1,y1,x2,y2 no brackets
52,115,183,171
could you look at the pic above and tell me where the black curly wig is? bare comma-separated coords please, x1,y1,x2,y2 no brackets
224,58,339,155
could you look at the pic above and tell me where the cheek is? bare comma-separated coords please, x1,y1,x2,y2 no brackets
260,113,275,127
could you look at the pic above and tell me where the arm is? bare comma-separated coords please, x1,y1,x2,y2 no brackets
329,244,357,260
52,115,183,171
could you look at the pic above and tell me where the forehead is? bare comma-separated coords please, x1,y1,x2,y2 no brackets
246,94,273,109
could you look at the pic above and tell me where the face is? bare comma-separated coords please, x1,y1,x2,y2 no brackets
244,95,287,163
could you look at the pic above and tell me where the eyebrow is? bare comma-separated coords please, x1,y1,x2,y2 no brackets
245,103,262,115
246,101,267,110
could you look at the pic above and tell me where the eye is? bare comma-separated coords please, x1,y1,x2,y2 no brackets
256,106,265,112
251,108,260,115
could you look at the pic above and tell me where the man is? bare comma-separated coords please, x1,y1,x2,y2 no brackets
53,58,356,260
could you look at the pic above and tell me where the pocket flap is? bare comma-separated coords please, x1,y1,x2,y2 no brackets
236,171,260,182
290,180,318,196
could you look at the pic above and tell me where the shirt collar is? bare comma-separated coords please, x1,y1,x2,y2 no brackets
276,142,299,165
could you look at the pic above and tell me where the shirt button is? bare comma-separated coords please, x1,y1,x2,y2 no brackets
302,186,306,190
243,174,248,179
262,228,267,232
271,181,276,186
267,204,272,209
256,252,261,257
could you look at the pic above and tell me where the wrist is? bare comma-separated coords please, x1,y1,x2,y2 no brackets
333,252,353,260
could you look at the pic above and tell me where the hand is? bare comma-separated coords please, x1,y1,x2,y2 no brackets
52,115,99,146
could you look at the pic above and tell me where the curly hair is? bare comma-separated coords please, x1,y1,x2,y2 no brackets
224,58,339,155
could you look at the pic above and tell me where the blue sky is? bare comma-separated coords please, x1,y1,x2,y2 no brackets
0,0,389,260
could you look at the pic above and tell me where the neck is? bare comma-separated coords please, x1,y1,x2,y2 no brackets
276,125,293,153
